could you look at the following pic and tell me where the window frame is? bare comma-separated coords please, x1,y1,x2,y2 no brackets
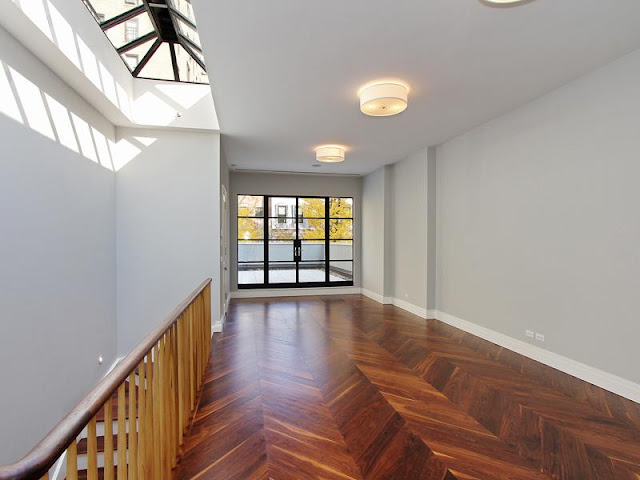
237,194,354,289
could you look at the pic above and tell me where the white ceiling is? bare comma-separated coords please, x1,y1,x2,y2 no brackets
193,0,640,175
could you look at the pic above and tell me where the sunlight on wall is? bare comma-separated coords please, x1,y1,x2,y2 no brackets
155,84,209,110
0,64,23,124
19,0,52,42
47,2,81,71
44,93,79,153
10,67,55,141
112,140,140,171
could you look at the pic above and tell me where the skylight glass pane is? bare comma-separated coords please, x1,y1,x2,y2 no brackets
175,17,202,49
175,45,208,83
168,0,196,23
119,37,154,72
104,11,154,49
138,42,174,81
84,0,142,23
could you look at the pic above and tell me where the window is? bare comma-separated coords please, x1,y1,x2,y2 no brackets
124,54,139,70
277,205,287,224
80,0,208,84
238,195,354,288
124,19,139,43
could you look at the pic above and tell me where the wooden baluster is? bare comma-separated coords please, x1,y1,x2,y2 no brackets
128,372,138,480
163,333,171,475
137,358,146,480
152,343,162,480
205,285,211,358
117,383,128,480
66,438,78,480
177,315,185,445
147,349,156,479
188,304,195,409
170,326,178,466
88,416,98,480
104,398,114,480
40,473,49,480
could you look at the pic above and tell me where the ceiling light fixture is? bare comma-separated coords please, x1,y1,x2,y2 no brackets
359,81,409,117
482,0,531,5
316,145,346,163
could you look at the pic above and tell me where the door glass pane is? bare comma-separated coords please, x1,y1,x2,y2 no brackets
330,240,352,260
238,240,264,262
238,195,264,217
302,241,325,261
269,219,296,239
329,219,352,240
268,197,296,217
269,241,294,262
238,218,263,240
330,198,353,218
269,263,296,283
330,261,353,282
238,263,264,285
299,197,325,218
299,263,326,283
299,218,325,240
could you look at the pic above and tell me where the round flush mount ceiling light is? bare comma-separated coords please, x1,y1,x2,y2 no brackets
359,81,409,117
481,0,532,5
316,145,346,163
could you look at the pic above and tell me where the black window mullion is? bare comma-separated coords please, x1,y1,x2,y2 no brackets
295,197,300,284
325,197,330,284
264,195,269,286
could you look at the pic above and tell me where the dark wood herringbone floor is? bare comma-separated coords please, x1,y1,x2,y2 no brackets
173,295,640,480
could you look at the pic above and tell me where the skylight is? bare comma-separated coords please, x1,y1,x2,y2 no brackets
81,0,208,84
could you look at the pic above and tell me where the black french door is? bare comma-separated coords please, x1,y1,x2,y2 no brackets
237,195,354,289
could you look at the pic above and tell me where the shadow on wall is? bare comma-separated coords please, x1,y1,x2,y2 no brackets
10,0,132,116
0,57,159,171
7,0,216,130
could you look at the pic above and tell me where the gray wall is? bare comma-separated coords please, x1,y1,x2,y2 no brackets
436,48,640,383
0,26,117,463
229,171,362,290
362,167,386,297
116,129,220,354
392,150,428,309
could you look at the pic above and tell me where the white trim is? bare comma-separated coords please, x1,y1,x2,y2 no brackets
392,298,428,319
106,356,124,375
361,288,393,304
426,310,437,319
434,310,640,404
231,287,361,299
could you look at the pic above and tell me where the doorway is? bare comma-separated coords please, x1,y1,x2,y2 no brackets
237,195,354,288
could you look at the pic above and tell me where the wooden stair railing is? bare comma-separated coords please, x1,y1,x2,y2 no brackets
0,279,213,480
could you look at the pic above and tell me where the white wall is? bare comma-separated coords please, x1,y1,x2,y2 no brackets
436,48,640,384
229,172,362,290
116,128,220,354
0,26,117,463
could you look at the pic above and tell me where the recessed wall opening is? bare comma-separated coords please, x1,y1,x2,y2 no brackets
237,195,354,289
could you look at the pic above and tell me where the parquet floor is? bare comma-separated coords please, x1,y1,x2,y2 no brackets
173,295,640,480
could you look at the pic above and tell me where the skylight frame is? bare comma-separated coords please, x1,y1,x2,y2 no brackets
81,0,208,85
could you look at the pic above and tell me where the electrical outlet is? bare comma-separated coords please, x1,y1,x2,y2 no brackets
535,333,545,342
525,330,534,338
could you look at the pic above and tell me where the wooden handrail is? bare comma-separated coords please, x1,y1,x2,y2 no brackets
0,278,213,480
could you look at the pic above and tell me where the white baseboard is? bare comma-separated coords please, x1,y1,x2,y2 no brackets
361,288,393,304
231,287,361,299
426,309,437,319
392,298,428,319
434,310,640,404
